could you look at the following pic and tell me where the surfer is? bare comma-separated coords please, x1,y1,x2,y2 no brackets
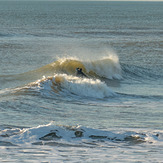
76,68,87,78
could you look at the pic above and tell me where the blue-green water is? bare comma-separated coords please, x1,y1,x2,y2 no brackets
0,1,163,162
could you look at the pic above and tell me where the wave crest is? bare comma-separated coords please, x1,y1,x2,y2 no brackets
37,56,122,80
31,74,116,99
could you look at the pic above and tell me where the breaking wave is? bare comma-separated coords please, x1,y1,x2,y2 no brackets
33,55,122,80
4,55,121,99
0,123,163,147
27,74,116,99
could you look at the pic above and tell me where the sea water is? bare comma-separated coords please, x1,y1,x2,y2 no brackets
0,1,163,162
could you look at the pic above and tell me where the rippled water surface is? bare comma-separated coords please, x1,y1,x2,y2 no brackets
0,1,163,162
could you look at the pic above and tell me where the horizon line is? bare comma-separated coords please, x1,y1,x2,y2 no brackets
0,0,163,1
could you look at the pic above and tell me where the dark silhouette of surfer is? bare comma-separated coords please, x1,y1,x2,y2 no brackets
76,68,87,78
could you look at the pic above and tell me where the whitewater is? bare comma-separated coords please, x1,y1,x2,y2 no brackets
0,1,163,162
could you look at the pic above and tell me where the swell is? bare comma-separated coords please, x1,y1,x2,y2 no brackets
122,63,163,81
118,92,163,100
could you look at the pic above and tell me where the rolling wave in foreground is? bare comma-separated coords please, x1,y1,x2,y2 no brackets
0,122,163,147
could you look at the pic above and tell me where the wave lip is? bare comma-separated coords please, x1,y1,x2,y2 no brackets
85,55,122,80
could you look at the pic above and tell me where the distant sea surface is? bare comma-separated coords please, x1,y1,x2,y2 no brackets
0,1,163,162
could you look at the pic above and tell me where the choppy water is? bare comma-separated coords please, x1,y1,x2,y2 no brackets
0,1,163,162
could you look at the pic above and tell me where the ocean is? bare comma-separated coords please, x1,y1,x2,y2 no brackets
0,1,163,162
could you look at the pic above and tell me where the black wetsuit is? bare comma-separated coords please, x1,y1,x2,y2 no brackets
76,68,87,78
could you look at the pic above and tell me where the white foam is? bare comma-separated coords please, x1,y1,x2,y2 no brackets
52,74,116,98
1,123,163,146
29,74,116,99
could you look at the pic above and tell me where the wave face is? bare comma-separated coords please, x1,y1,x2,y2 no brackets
36,55,122,80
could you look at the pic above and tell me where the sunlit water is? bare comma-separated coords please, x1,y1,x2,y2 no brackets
0,1,163,162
